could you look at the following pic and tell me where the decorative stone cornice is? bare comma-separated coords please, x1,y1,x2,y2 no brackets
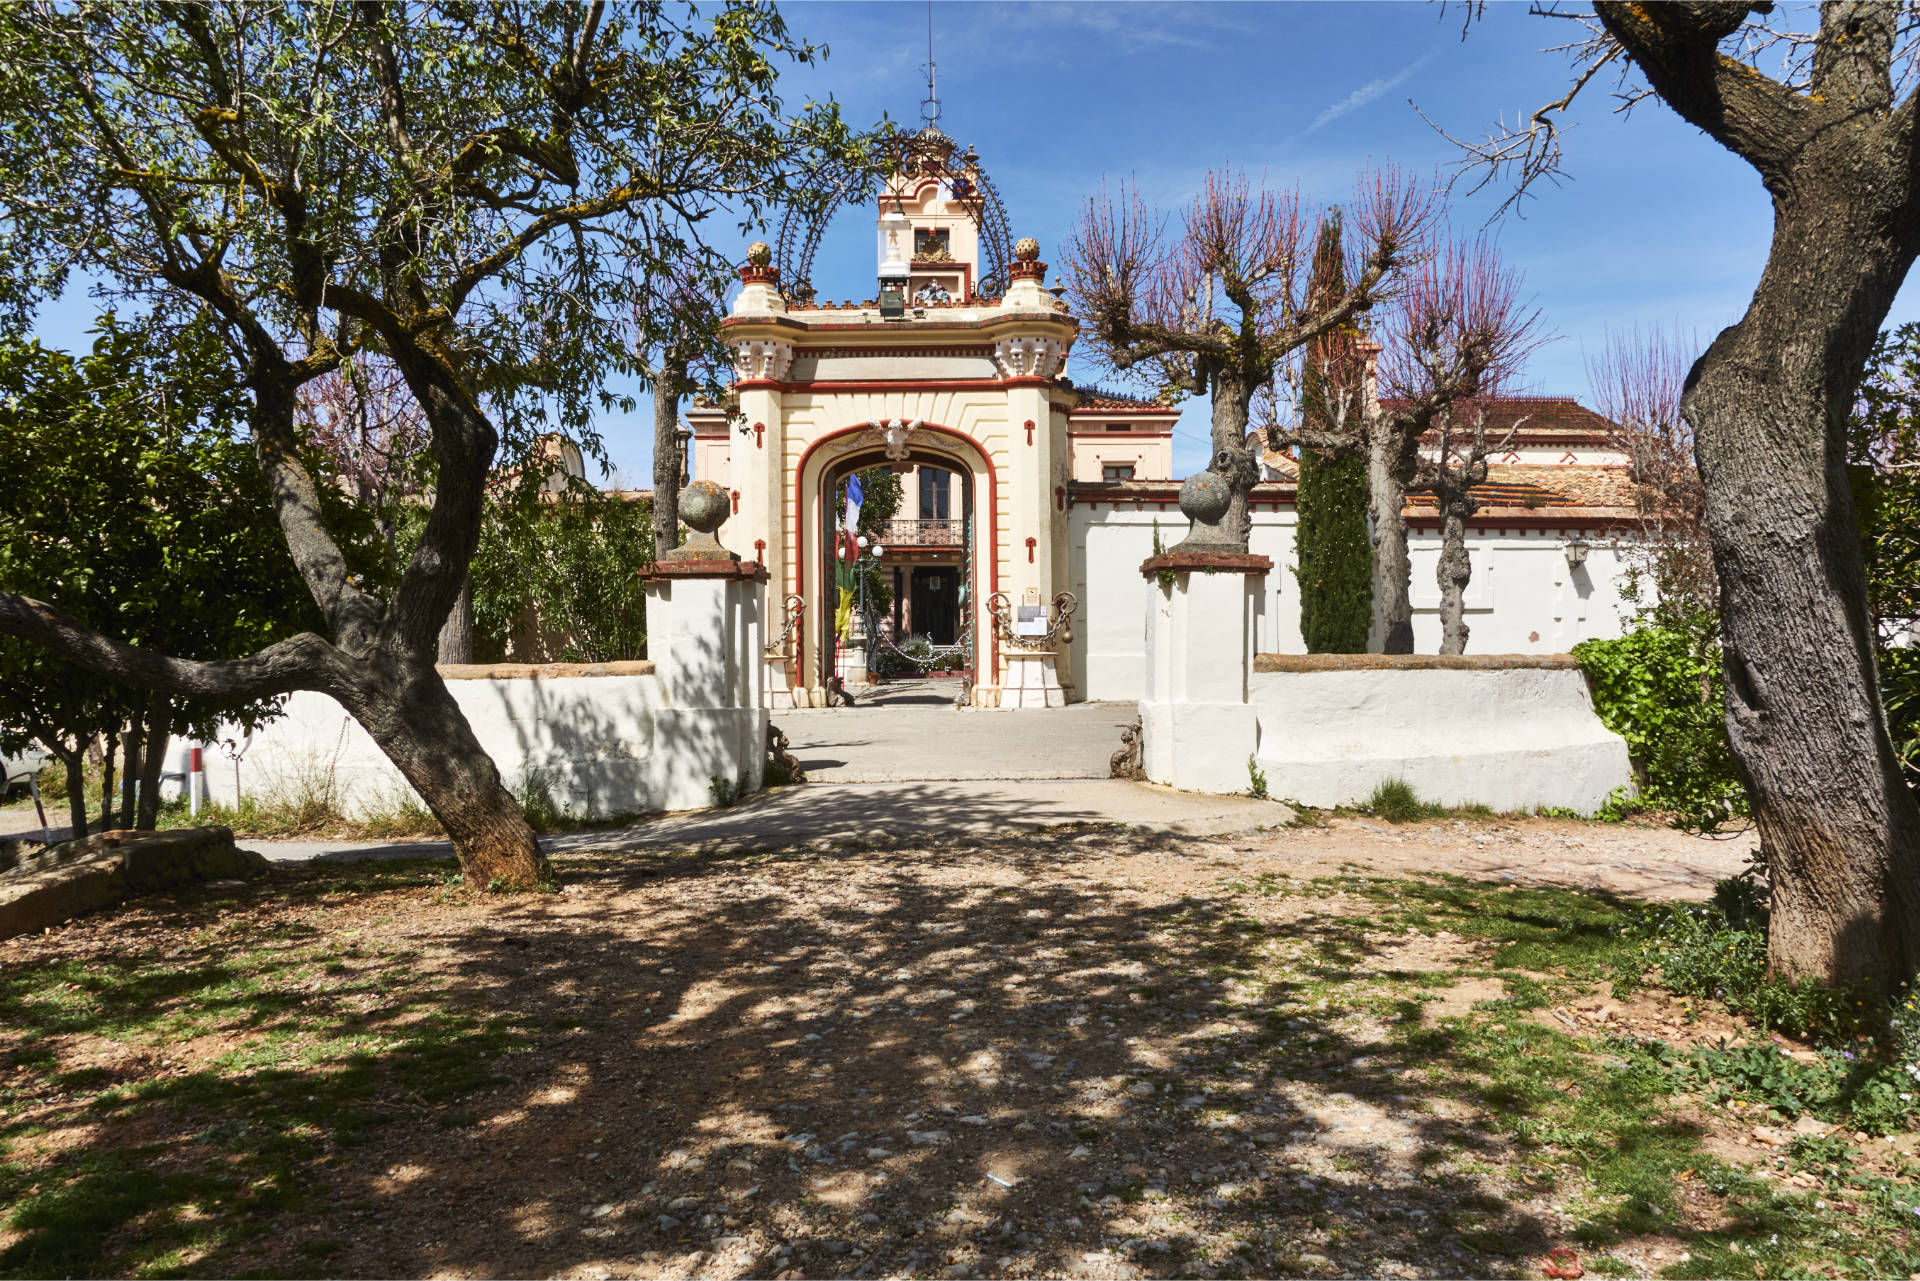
993,335,1063,379
1138,552,1274,577
731,339,794,382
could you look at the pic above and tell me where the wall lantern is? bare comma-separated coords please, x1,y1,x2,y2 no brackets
1564,537,1590,570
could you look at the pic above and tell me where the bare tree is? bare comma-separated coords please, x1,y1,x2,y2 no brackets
1271,237,1539,652
1440,1,1920,983
1585,329,1715,620
1410,403,1523,655
1064,169,1435,547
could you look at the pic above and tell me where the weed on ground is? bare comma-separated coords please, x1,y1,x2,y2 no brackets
0,830,1912,1279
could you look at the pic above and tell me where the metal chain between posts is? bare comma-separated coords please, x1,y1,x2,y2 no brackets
987,591,1077,652
765,593,805,660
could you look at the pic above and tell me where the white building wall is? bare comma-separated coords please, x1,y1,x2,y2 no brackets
1069,503,1634,703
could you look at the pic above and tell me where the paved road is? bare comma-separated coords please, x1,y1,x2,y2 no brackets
775,700,1136,782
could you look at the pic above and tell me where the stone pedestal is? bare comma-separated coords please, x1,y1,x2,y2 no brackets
1138,552,1271,794
764,655,798,710
641,559,770,800
1000,650,1068,708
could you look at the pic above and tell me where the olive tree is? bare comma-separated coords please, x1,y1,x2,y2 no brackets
0,1,864,887
1440,0,1920,982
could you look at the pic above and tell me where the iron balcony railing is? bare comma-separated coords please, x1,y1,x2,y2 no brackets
881,518,964,547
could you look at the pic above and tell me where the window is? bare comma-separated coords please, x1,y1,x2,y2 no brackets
914,228,951,261
1104,423,1130,432
1103,464,1136,482
919,467,952,519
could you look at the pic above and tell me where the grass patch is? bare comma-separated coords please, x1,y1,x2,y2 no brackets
0,860,536,1277
1359,778,1445,823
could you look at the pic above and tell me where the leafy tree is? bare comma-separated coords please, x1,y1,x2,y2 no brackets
1851,324,1920,798
0,2,867,887
0,321,316,835
469,490,654,665
1453,2,1920,983
1292,214,1373,654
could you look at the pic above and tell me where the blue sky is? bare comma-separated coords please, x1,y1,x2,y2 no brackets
33,2,1920,484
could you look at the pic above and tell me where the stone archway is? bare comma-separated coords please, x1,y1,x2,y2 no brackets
792,422,1000,703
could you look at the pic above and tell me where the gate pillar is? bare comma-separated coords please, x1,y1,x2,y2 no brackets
1137,552,1270,793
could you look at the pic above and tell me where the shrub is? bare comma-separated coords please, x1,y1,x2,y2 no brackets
1362,778,1442,823
1573,615,1749,830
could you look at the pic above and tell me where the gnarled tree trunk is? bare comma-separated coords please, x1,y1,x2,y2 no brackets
330,652,544,886
1368,430,1416,654
1687,215,1920,984
1435,502,1473,655
1211,368,1260,549
135,691,169,829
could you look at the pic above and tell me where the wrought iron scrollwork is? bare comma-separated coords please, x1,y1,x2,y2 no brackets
773,128,1016,305
987,591,1078,652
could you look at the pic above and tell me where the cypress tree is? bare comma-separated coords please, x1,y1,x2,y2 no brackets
1294,213,1374,653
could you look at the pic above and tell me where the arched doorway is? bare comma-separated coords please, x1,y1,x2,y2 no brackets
792,423,999,703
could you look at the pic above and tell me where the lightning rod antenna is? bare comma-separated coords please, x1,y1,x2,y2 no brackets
921,1,939,129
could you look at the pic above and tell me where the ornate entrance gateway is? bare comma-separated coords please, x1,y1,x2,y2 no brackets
688,118,1083,709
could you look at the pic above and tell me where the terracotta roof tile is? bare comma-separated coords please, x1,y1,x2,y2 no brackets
1381,394,1621,442
1073,385,1172,412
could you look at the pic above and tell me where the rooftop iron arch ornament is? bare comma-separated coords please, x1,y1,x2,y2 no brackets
773,126,1018,305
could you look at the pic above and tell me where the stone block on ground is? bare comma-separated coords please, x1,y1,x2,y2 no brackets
0,826,269,942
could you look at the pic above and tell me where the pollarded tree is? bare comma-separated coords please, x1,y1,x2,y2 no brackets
0,2,867,888
1063,169,1435,548
1443,1,1920,983
1269,236,1539,652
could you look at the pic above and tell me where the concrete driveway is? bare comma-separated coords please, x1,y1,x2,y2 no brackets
775,698,1136,782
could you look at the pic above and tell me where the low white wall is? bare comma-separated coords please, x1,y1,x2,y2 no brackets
1069,502,1634,703
203,661,766,820
1247,655,1634,814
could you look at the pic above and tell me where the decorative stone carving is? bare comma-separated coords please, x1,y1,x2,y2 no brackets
1170,450,1241,553
746,241,773,266
1014,237,1040,261
731,339,793,382
993,336,1063,379
664,479,737,561
1110,716,1145,780
848,417,922,461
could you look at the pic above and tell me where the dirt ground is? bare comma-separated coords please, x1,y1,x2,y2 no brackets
0,816,1822,1281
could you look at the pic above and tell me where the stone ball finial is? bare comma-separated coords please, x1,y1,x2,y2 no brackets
1170,453,1239,553
745,241,772,267
680,480,729,533
1014,237,1041,262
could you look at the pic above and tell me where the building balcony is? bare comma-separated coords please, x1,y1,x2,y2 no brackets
882,518,964,547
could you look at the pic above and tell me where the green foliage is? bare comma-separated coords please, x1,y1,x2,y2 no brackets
1573,615,1750,830
1246,755,1268,799
1613,882,1858,1042
709,773,748,808
1850,325,1920,798
1361,778,1443,823
1150,521,1175,590
1294,213,1373,654
511,768,565,833
0,322,319,820
1295,451,1373,653
469,491,654,663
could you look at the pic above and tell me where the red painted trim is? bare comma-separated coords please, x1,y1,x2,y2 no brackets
730,489,741,515
1024,419,1035,446
753,421,765,449
1054,485,1066,512
793,421,1002,685
754,539,767,558
739,378,1017,394
1025,536,1037,564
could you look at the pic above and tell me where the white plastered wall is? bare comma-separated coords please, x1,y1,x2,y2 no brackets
1070,503,1635,703
1247,662,1634,814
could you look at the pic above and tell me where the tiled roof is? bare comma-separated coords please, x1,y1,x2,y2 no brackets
1073,385,1172,412
1382,395,1620,442
1407,478,1567,509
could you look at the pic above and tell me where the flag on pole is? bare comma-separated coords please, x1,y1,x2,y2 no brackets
844,474,864,537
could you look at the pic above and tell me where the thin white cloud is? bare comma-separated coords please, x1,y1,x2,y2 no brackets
1308,49,1440,133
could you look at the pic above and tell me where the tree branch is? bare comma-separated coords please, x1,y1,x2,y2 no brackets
0,593,334,703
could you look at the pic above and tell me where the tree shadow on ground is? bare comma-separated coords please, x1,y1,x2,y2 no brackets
0,834,1662,1279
